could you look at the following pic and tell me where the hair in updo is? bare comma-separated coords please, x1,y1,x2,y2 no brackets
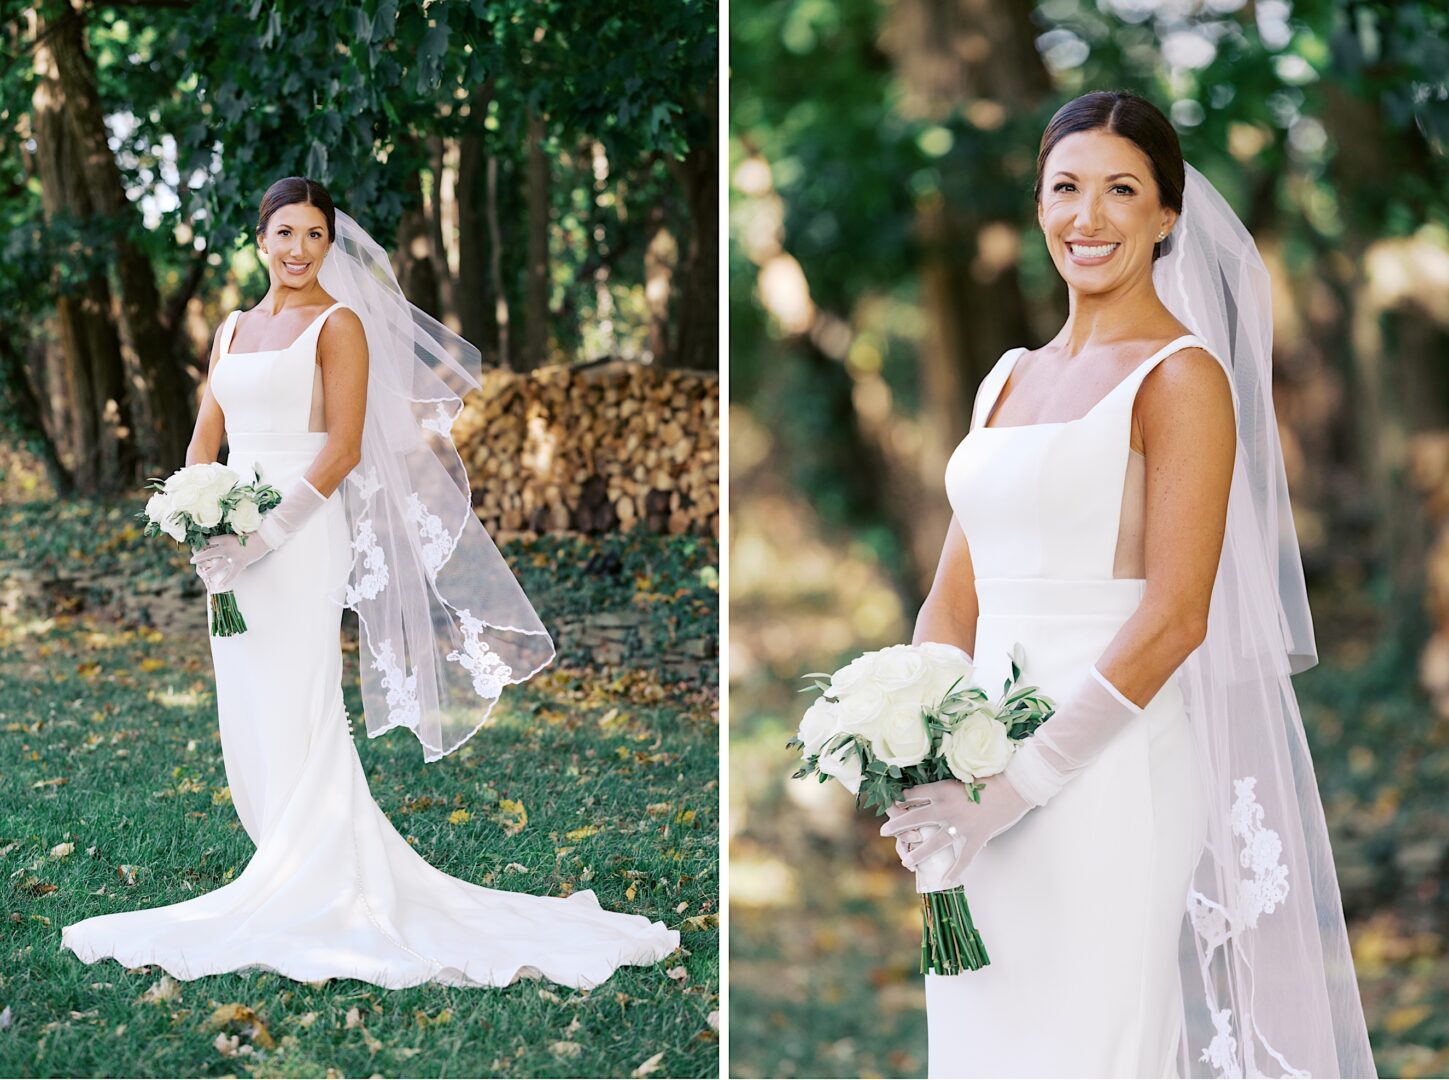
256,176,336,243
1033,91,1184,262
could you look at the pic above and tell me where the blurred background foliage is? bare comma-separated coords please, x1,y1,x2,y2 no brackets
729,1,1448,1076
0,0,717,497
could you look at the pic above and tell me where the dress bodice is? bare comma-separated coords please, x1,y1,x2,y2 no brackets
944,335,1215,581
211,303,346,436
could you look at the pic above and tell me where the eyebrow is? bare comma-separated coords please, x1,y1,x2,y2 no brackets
1052,171,1141,182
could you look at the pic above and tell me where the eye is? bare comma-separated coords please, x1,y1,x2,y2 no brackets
1113,184,1135,195
1053,182,1074,193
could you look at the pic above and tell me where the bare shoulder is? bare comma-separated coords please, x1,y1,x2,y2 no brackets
1139,345,1232,417
318,306,368,358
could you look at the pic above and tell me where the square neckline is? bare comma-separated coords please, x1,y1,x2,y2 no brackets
223,302,342,358
978,333,1205,432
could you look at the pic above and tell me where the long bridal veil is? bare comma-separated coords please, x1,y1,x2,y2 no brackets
316,210,556,762
1159,162,1374,1077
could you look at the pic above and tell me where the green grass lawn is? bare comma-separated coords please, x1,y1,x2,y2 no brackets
0,498,719,1078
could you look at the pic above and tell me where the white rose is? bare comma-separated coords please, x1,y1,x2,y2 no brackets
192,495,223,529
828,652,879,696
870,644,932,696
917,641,970,666
941,712,1014,781
200,463,241,501
146,492,186,542
834,683,888,739
226,497,262,535
816,738,863,795
797,697,842,758
919,644,974,705
163,465,211,513
870,699,933,767
144,491,174,526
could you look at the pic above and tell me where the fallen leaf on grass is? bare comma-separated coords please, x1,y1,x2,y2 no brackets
116,865,138,885
344,1005,383,1053
549,1040,582,1058
633,1050,666,1077
413,1007,452,1028
625,883,637,901
681,913,719,932
213,1032,252,1058
208,1003,275,1049
504,862,529,873
136,974,180,1004
565,824,601,841
493,799,527,836
21,878,57,896
707,1010,719,1031
49,842,74,859
665,965,688,983
0,1006,11,1030
448,809,471,825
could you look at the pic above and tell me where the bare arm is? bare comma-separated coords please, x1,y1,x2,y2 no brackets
302,308,369,498
185,322,228,466
1094,347,1235,705
912,515,979,656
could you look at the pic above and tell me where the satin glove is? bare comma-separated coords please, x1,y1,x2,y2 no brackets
879,774,1034,886
191,477,328,592
999,662,1144,808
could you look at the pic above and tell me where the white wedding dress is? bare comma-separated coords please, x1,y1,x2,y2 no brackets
61,303,680,988
932,335,1213,1077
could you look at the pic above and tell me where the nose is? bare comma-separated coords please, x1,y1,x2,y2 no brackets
1073,192,1103,234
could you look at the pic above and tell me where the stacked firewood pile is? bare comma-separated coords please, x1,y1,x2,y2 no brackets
1412,432,1449,717
451,362,719,537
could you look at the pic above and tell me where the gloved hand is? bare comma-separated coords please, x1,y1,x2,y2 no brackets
880,774,1034,887
880,662,1142,885
191,532,270,593
191,476,328,592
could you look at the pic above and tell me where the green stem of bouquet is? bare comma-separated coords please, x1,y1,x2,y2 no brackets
208,591,248,637
919,885,991,976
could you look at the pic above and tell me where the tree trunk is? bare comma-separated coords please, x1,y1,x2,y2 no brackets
666,73,718,372
393,140,442,318
0,336,74,497
485,152,511,369
41,0,191,478
424,135,459,330
643,202,676,365
30,4,132,493
456,86,496,359
523,106,550,370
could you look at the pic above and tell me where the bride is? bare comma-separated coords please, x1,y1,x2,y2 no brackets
878,93,1376,1077
61,176,680,989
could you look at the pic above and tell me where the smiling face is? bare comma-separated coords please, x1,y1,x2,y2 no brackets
257,202,331,291
1036,130,1177,293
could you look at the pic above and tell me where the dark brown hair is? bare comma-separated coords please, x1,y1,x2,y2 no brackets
256,176,336,243
1033,91,1183,262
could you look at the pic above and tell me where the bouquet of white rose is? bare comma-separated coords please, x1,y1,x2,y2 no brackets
789,641,1056,975
136,462,282,637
